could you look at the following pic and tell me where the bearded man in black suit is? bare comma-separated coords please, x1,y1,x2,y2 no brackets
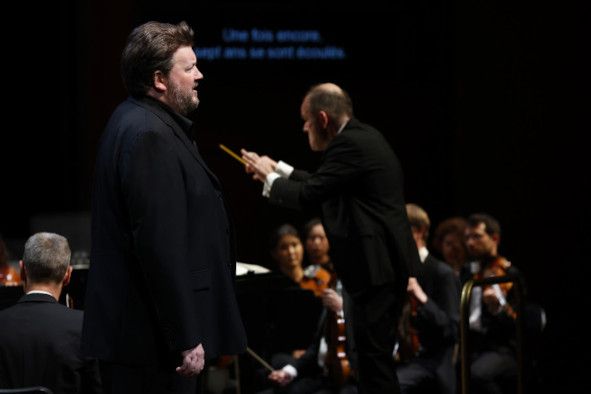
242,83,420,393
82,21,246,394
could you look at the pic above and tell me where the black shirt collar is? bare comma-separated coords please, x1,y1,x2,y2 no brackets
137,95,194,136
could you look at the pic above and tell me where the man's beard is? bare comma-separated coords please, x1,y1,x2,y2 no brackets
170,83,199,116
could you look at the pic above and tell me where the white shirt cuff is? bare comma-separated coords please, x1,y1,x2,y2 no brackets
275,161,294,178
263,172,281,197
282,364,298,378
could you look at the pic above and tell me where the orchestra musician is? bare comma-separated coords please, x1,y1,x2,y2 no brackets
268,222,332,299
0,232,101,393
462,213,521,394
260,220,358,394
395,204,460,394
270,223,307,284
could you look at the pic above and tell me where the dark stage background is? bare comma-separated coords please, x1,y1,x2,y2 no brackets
1,1,587,392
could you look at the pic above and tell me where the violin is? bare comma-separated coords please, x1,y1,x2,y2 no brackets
396,295,422,362
324,274,352,386
300,264,332,297
478,256,517,319
0,264,21,286
409,297,421,354
299,265,352,384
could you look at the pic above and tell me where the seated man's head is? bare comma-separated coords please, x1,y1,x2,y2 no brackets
20,232,72,296
465,213,501,260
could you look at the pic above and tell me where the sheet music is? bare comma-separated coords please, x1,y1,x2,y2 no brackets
236,262,270,276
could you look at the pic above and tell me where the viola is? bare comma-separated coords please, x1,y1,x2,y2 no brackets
324,274,352,386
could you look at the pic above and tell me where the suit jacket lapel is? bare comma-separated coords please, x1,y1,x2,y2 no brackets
171,127,222,189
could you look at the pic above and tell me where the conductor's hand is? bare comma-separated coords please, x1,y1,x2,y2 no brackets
176,344,205,377
241,149,277,182
268,370,294,386
321,288,343,313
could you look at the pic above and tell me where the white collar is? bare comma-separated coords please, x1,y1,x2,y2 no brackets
26,290,54,297
336,118,350,134
418,246,429,263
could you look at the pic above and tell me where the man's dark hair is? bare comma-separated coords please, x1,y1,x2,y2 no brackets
121,21,194,97
467,213,501,236
303,217,323,239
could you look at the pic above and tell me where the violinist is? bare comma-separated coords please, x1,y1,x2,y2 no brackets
260,220,358,394
269,223,331,298
462,213,521,394
270,224,306,284
396,204,460,394
304,218,333,271
432,216,469,277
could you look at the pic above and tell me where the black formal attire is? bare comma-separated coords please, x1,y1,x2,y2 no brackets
259,305,358,394
396,252,460,394
268,119,420,394
82,96,246,393
460,257,520,394
0,293,101,393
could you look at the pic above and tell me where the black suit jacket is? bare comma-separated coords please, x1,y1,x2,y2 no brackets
0,293,101,393
269,119,419,294
412,254,460,394
82,97,246,366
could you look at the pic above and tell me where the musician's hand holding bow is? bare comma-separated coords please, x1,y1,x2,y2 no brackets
241,149,277,182
483,285,503,314
268,369,295,386
321,288,343,313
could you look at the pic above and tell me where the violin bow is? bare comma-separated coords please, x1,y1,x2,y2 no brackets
246,346,274,372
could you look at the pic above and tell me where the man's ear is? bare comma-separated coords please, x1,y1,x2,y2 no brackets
317,111,329,129
63,266,73,286
153,70,167,92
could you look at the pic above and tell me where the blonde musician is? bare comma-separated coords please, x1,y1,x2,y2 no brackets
396,204,460,394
